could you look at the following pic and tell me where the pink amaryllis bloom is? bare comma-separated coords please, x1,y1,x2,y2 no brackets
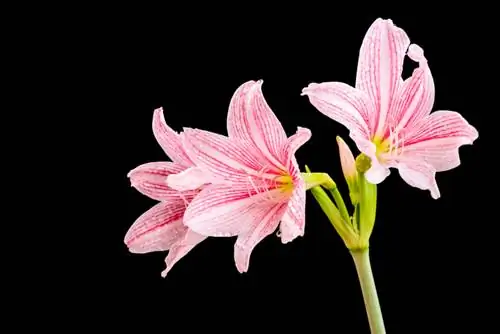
124,108,208,277
167,80,311,273
302,18,478,199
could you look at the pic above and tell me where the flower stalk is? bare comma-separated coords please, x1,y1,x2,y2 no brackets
351,249,385,334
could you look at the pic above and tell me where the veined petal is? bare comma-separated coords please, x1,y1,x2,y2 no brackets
283,127,312,170
355,18,410,137
166,166,213,191
234,203,288,273
182,128,279,182
279,178,306,244
124,200,188,254
128,162,192,201
152,108,193,167
161,230,207,277
391,44,435,135
397,161,440,199
302,82,372,139
400,110,478,172
244,80,288,168
183,183,286,237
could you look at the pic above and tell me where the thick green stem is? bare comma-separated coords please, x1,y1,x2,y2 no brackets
350,249,385,334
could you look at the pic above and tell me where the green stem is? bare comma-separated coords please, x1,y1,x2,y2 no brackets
350,249,385,334
328,187,351,228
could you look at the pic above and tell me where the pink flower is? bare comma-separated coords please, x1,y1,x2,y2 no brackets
302,18,478,199
124,108,208,277
168,80,311,273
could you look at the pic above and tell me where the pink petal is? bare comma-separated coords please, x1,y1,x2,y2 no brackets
279,178,306,244
227,80,288,170
128,162,192,201
301,82,372,140
397,161,440,199
390,44,435,135
182,128,280,182
283,127,312,170
152,108,193,167
166,166,213,192
234,203,288,273
400,110,478,172
124,200,188,254
355,18,410,137
354,137,391,184
183,183,285,237
161,230,207,277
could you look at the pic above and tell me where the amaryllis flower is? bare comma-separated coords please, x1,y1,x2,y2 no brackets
124,108,208,277
167,80,312,273
302,18,478,199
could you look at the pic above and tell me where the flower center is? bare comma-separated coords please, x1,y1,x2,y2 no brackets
372,127,405,160
275,174,295,194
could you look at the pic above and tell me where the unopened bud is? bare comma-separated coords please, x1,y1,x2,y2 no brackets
355,153,372,174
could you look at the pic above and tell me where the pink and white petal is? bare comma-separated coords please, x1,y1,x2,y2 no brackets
124,200,188,254
279,179,306,244
397,161,440,199
182,128,279,182
355,18,410,137
128,162,191,201
234,203,288,273
399,137,474,172
184,183,285,237
302,82,372,140
152,108,193,167
354,137,391,184
243,80,289,169
283,127,312,170
390,44,435,134
166,166,214,191
161,230,207,277
227,80,256,141
404,110,479,146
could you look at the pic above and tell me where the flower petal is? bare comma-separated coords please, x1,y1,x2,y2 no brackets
400,110,478,172
279,179,306,244
283,127,312,170
355,18,410,137
301,82,372,140
397,161,440,199
227,80,288,170
390,44,435,135
182,128,279,182
124,200,188,254
234,203,287,273
166,166,213,192
161,230,207,277
355,137,391,184
183,183,285,237
152,108,193,167
128,162,191,201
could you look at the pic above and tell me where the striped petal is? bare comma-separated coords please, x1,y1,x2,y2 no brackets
128,162,191,201
227,80,288,170
355,18,410,137
182,128,280,183
183,183,285,237
400,110,478,172
390,44,435,135
124,200,188,254
301,82,372,141
283,127,312,170
397,160,440,199
279,178,306,244
234,203,288,273
161,230,207,277
152,108,193,167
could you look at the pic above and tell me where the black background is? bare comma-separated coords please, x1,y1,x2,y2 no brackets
88,10,490,333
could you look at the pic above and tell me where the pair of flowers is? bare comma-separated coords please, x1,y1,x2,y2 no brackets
125,18,478,277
